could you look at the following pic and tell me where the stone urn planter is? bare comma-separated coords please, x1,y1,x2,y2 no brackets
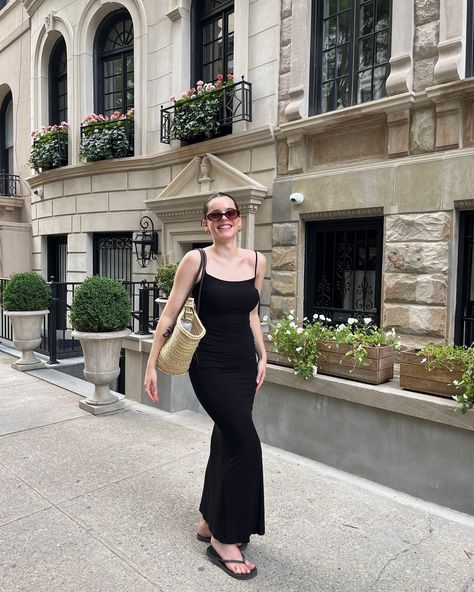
317,341,395,385
70,276,132,415
4,310,49,371
2,271,51,371
71,328,131,413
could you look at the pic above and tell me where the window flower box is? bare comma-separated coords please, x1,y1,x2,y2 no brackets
399,344,474,413
79,109,134,162
160,75,252,144
30,123,68,173
317,341,394,384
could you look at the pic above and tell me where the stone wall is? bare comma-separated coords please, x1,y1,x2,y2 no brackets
270,221,298,317
383,212,451,347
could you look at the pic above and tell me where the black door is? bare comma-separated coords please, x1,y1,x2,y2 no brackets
47,235,67,331
305,218,384,325
455,212,474,346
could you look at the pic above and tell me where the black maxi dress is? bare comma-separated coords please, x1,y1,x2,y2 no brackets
188,252,265,544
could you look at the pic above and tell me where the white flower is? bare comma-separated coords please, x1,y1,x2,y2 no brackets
363,317,372,324
303,317,308,321
326,318,332,322
267,334,273,341
421,358,427,364
313,313,318,320
312,365,318,377
452,379,459,386
319,314,326,321
288,314,294,321
347,318,357,325
262,315,269,322
290,321,296,328
286,330,291,335
296,327,304,334
295,347,302,352
290,309,295,314
337,324,345,332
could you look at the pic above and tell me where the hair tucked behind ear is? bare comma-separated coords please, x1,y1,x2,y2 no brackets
202,193,240,220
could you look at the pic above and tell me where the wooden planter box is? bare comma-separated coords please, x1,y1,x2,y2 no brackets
317,341,394,385
399,350,464,398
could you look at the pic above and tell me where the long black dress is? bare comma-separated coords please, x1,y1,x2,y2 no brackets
188,253,265,544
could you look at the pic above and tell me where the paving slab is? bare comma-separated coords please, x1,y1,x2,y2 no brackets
0,464,51,527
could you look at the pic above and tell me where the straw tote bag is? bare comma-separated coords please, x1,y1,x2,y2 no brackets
157,249,206,375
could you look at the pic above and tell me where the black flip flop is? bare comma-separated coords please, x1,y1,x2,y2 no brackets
206,545,257,580
197,534,247,550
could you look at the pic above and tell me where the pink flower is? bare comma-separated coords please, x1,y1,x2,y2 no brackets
227,73,234,80
196,80,203,86
169,95,176,101
217,73,224,80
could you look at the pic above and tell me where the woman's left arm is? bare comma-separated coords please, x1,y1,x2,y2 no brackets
250,252,267,393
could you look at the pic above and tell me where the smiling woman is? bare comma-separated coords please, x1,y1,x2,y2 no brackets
143,192,267,579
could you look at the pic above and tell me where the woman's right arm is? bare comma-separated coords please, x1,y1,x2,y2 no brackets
144,250,202,402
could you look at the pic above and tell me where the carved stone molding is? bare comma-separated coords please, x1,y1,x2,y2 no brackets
434,0,466,84
385,0,414,95
300,207,384,221
386,55,413,95
454,199,474,210
434,39,464,84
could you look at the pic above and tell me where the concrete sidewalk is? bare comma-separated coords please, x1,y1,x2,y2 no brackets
0,350,473,592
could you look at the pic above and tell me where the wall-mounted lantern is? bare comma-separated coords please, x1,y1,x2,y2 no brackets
133,216,158,268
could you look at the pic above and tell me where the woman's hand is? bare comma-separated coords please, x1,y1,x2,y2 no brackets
144,366,159,402
256,357,267,393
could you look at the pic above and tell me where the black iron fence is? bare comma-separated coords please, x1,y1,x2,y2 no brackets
0,172,20,197
160,77,252,144
0,278,159,365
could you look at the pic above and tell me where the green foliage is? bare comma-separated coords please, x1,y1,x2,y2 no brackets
154,263,179,297
79,110,133,162
170,75,235,142
270,312,400,380
2,272,51,311
29,124,68,172
417,343,474,414
70,276,131,332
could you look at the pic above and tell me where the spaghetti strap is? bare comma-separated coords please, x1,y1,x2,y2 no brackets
254,250,258,278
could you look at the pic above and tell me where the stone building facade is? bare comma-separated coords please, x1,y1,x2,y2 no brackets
20,0,278,317
0,0,32,276
273,0,474,348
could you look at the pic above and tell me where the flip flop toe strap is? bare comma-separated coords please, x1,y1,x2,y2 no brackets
221,558,246,565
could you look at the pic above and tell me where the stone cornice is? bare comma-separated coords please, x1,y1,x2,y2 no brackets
426,78,474,102
300,207,384,221
275,93,432,139
26,126,274,189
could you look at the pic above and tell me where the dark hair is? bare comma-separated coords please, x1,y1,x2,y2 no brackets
202,192,239,219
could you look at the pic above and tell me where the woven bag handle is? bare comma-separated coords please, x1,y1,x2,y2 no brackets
162,249,206,337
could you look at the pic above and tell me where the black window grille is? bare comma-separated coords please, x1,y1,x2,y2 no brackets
193,0,234,83
310,0,391,115
49,37,68,124
455,212,474,346
304,218,383,325
93,233,132,283
95,10,134,116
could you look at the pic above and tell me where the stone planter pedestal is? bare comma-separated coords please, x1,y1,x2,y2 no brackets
72,328,131,415
4,310,49,371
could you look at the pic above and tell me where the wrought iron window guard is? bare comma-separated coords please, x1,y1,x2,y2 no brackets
160,77,252,144
80,118,134,160
0,172,20,197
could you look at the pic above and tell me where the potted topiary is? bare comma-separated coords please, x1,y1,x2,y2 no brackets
154,261,178,315
2,272,51,371
70,276,131,414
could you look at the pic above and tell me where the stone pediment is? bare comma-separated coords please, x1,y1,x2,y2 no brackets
146,153,267,220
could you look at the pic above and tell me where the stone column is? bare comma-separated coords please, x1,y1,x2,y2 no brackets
270,222,298,319
383,212,452,348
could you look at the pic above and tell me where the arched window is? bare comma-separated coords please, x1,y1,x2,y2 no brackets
49,37,68,124
193,0,234,83
0,92,13,175
95,10,134,116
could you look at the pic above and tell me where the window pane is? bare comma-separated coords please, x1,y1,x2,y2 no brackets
203,23,213,44
321,81,335,112
336,77,350,109
338,10,351,44
358,37,373,69
337,44,350,77
323,0,338,17
375,30,389,64
359,2,374,35
228,11,234,33
357,68,372,102
322,49,336,81
339,0,350,10
372,65,387,99
376,0,390,30
114,75,122,92
323,16,337,49
5,98,13,147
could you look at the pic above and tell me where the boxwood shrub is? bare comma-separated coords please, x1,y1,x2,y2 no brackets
70,276,131,332
2,272,51,311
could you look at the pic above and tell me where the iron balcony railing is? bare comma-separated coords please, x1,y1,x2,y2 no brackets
160,77,252,144
0,172,20,197
80,118,134,159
